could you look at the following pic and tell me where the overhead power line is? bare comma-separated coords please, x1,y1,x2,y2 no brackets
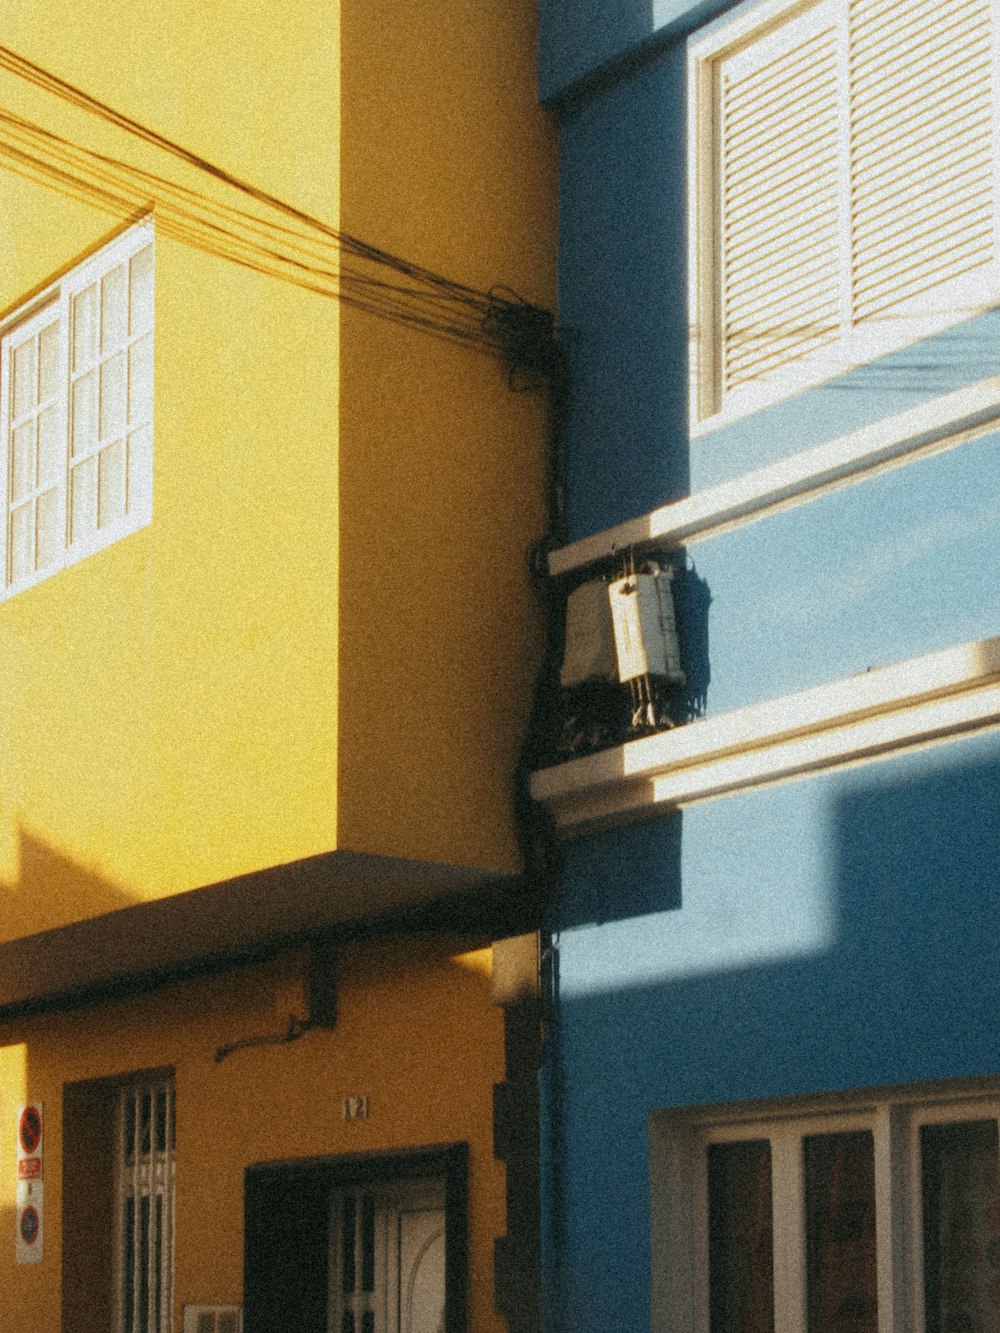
0,41,559,374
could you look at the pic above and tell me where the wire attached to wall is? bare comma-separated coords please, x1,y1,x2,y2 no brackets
0,41,560,374
214,1014,318,1064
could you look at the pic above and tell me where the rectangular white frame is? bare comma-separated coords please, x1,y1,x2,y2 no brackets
687,0,1000,436
651,1081,1000,1333
0,217,153,601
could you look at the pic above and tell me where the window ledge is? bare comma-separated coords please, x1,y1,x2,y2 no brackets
531,637,1000,833
548,376,1000,578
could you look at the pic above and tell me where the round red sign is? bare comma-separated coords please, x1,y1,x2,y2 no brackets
18,1105,41,1155
19,1204,39,1245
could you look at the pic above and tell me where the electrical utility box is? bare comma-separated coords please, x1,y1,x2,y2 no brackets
607,569,685,685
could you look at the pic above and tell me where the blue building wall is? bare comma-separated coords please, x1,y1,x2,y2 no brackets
548,735,1000,1329
540,0,1000,1329
538,0,737,103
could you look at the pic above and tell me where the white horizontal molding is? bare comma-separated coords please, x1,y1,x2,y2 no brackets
548,377,1000,577
531,637,1000,833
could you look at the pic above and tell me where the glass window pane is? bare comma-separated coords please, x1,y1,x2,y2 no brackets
36,488,60,568
100,351,127,441
129,335,153,425
98,447,124,530
138,1194,150,1333
922,1118,1000,1333
155,1090,166,1153
12,338,36,417
126,424,152,517
804,1131,877,1333
130,245,154,335
38,319,60,401
341,1197,357,1294
123,1195,136,1333
707,1140,774,1333
72,371,97,457
101,264,128,352
73,285,98,371
153,1196,163,1333
98,442,125,528
125,1091,136,1162
37,406,62,486
361,1194,375,1292
140,1091,151,1156
9,502,32,581
11,421,35,502
70,456,96,543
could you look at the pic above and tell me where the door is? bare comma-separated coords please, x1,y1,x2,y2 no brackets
330,1179,446,1333
244,1146,466,1333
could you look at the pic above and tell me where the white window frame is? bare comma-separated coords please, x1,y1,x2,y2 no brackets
688,0,1000,436
0,218,153,600
650,1080,1000,1333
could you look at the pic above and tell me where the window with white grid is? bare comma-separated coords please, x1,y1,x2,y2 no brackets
116,1075,175,1333
688,0,1000,429
651,1083,1000,1332
0,219,153,596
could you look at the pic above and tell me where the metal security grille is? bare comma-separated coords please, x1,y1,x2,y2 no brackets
116,1076,175,1333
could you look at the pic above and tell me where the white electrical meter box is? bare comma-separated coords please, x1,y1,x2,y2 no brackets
561,578,618,687
608,571,685,684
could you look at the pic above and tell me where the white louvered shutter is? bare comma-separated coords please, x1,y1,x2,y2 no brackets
849,0,996,324
700,0,1000,420
717,3,843,398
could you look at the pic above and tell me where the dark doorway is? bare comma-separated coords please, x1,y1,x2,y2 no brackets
243,1144,468,1333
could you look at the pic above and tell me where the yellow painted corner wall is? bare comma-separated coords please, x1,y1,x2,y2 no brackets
0,935,506,1333
337,0,558,871
0,3,343,939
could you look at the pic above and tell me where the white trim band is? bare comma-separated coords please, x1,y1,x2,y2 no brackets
531,637,1000,832
548,377,1000,577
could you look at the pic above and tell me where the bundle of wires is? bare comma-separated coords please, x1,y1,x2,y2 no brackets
0,41,552,361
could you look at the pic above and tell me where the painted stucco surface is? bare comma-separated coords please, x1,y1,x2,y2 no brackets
541,0,1000,1328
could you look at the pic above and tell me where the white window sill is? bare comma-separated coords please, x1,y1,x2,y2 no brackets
531,637,1000,833
548,375,1000,577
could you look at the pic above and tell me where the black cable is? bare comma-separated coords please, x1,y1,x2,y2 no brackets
0,44,516,326
214,1014,320,1063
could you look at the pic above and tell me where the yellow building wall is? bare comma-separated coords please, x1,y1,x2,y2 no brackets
0,1,343,938
337,0,557,871
0,936,506,1333
0,9,547,1326
0,0,556,943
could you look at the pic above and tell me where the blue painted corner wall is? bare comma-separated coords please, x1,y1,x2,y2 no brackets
547,735,1000,1330
538,0,738,104
540,0,1000,1329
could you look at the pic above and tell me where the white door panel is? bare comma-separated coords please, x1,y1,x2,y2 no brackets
330,1179,445,1333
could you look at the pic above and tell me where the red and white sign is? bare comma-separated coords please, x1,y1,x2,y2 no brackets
15,1103,43,1263
16,1102,43,1183
15,1181,43,1264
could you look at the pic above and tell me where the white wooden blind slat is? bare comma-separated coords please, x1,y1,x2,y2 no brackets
701,0,998,416
720,17,841,395
848,0,995,323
